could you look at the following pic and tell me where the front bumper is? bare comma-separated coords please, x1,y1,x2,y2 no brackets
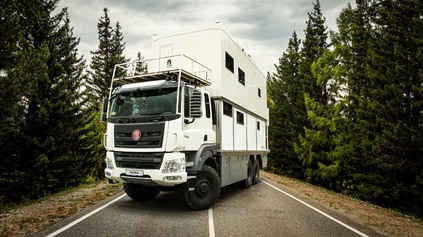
104,151,187,186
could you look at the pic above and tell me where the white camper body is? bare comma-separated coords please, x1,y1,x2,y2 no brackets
103,22,269,210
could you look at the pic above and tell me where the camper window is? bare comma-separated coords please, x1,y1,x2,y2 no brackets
236,111,244,125
223,102,232,117
225,52,234,73
238,68,245,85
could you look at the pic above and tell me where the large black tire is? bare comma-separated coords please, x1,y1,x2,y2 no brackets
124,183,160,201
252,160,260,185
239,159,253,188
181,165,221,211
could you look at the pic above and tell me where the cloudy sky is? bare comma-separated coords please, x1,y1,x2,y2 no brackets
57,0,354,74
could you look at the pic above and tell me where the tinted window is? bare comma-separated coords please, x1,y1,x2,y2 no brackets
223,102,232,117
238,68,245,85
225,52,234,73
237,111,244,125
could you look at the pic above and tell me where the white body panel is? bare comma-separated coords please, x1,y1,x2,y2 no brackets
152,22,269,153
105,23,269,190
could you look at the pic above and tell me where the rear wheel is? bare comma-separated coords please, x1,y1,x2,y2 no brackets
239,159,253,188
252,160,260,184
124,183,160,201
181,164,221,211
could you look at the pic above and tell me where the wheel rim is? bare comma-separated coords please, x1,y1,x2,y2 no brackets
194,178,211,199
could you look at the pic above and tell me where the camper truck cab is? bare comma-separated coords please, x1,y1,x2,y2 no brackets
103,23,269,210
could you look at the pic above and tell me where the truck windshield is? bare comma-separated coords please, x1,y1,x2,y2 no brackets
110,87,177,117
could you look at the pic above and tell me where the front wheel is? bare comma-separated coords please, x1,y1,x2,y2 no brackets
181,165,221,211
124,183,159,201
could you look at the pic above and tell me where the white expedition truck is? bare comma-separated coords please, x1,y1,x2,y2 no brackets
102,22,269,210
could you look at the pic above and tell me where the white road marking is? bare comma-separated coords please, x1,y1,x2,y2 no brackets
46,194,127,237
262,180,370,237
208,207,215,237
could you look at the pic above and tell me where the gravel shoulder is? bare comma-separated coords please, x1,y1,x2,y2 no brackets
0,180,123,237
1,172,422,237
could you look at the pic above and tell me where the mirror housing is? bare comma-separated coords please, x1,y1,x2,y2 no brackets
101,96,108,122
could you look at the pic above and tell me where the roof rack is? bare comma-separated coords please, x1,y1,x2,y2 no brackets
111,54,212,88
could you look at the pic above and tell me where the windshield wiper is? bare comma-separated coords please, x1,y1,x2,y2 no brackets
116,117,136,123
146,116,164,122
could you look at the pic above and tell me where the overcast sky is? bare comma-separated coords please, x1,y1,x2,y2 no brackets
57,0,354,74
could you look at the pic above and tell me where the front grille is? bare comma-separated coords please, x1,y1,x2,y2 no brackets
115,152,164,169
114,123,165,148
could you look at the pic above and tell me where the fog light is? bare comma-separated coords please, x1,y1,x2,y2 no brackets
164,176,182,181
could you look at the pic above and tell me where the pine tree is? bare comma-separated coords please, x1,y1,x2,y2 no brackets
83,8,129,179
294,0,329,183
135,51,148,73
0,0,87,202
0,0,27,197
44,9,87,190
299,0,328,105
362,0,423,216
87,8,128,101
338,0,383,202
295,7,353,187
268,31,304,178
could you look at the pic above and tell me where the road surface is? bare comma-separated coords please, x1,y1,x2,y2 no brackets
32,177,385,237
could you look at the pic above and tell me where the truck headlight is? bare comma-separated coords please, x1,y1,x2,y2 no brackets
162,157,185,173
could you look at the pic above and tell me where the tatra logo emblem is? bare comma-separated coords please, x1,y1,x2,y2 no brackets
132,129,141,141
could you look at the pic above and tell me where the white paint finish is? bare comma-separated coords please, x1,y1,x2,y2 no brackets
256,119,266,150
221,108,234,150
234,109,246,150
246,114,257,150
151,23,269,122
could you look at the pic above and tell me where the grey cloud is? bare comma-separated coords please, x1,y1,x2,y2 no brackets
57,0,354,74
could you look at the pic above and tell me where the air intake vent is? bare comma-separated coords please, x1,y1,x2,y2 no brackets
190,90,202,118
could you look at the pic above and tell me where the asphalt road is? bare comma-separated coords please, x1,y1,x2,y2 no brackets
32,177,385,237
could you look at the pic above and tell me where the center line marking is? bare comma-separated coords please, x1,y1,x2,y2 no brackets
208,207,215,237
262,180,369,237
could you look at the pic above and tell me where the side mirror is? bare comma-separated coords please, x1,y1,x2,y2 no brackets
101,96,108,122
190,90,202,118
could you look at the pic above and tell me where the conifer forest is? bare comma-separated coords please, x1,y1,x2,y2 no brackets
1,0,422,218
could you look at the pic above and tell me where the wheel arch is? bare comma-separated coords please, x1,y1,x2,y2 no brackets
188,144,218,173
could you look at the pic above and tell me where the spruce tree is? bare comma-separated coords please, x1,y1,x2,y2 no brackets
0,0,27,198
135,51,148,73
83,8,129,179
268,31,303,178
294,0,329,182
0,0,87,201
87,8,128,101
298,0,328,105
362,0,423,216
295,5,353,187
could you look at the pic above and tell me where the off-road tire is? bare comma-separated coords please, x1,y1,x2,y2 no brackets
252,160,260,185
182,165,221,211
124,183,159,201
239,159,253,188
